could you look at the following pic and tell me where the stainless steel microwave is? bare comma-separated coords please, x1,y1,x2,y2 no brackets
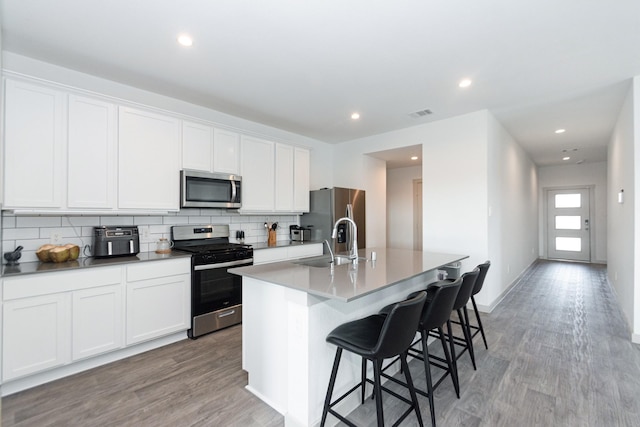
180,170,242,209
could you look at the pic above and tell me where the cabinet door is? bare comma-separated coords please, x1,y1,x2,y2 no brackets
3,80,64,208
126,274,190,345
118,107,181,210
72,284,124,360
293,147,310,212
240,136,275,211
182,121,214,172
2,293,71,381
213,128,240,174
68,95,117,209
275,143,294,212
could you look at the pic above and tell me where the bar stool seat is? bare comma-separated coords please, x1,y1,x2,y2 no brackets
321,291,427,427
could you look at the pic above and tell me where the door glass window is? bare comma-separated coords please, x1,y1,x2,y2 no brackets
555,216,581,230
555,194,581,208
556,237,581,251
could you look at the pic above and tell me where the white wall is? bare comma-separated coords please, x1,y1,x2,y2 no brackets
538,162,607,263
336,110,538,310
487,115,539,309
607,78,637,340
387,165,421,249
1,52,335,192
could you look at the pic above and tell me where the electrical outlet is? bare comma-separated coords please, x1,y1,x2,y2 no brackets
50,231,62,244
140,226,151,243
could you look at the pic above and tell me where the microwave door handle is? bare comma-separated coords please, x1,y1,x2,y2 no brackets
231,180,237,203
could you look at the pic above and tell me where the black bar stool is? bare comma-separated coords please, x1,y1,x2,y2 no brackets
439,268,480,373
380,278,463,427
320,291,427,427
468,261,491,349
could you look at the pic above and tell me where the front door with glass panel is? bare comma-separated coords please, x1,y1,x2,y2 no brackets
547,188,591,261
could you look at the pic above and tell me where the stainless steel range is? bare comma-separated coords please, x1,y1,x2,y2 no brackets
171,224,253,339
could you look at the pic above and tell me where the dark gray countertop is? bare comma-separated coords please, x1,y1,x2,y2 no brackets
1,250,192,277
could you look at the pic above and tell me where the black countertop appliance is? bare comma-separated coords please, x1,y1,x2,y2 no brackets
92,226,140,258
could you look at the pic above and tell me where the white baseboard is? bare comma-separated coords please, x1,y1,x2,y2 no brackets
475,258,538,313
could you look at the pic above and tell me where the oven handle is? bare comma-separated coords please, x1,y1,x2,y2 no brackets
194,258,254,270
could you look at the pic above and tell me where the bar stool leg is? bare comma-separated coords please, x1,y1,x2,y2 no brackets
437,325,459,398
471,296,488,349
361,358,367,403
373,359,385,427
446,319,459,397
321,348,343,427
460,307,477,370
420,330,436,427
400,352,424,427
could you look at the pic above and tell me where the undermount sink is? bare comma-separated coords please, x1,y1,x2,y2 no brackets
293,255,366,268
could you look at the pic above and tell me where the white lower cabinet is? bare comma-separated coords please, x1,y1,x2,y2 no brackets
72,284,124,361
1,259,191,385
125,259,191,345
2,293,71,381
253,243,323,265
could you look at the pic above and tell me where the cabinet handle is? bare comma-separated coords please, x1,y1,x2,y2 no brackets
218,310,236,318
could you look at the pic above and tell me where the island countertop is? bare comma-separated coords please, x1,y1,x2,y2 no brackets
229,247,467,302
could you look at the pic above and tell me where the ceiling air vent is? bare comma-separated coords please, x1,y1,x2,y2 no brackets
409,109,433,119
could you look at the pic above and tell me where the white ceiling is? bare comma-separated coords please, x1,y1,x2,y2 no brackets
2,0,639,167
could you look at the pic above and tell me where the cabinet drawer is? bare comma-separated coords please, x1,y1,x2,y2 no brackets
126,258,191,282
3,266,122,300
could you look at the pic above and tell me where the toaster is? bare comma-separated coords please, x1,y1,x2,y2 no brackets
290,225,311,242
92,226,140,257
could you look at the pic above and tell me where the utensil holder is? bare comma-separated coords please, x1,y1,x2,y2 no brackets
268,229,277,246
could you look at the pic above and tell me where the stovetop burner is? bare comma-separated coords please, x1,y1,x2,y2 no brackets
171,224,253,264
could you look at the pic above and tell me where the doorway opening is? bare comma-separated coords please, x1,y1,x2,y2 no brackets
367,144,422,249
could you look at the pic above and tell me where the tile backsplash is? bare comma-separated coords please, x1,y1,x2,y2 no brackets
1,209,298,264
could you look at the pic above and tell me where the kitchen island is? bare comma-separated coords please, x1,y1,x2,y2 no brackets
230,248,467,427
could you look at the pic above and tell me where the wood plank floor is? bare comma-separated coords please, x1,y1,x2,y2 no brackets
4,260,640,426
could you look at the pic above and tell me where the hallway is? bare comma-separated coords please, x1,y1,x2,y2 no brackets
3,260,640,426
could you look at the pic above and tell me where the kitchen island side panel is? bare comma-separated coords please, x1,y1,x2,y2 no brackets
242,270,436,426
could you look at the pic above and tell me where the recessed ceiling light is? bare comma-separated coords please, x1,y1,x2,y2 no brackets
351,112,360,120
411,156,418,161
555,129,566,134
563,156,571,161
458,79,472,88
177,34,193,47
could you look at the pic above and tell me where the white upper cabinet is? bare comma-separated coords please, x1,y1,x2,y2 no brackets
240,137,310,213
3,79,65,208
275,143,294,212
240,135,275,212
118,107,181,210
293,147,310,212
67,95,117,209
2,77,310,214
182,121,214,172
213,128,241,175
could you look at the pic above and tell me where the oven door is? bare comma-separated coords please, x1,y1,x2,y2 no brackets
192,258,251,317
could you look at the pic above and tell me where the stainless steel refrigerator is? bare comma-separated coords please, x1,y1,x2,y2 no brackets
300,187,366,255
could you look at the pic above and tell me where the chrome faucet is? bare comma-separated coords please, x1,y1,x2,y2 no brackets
331,217,358,263
323,239,335,264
